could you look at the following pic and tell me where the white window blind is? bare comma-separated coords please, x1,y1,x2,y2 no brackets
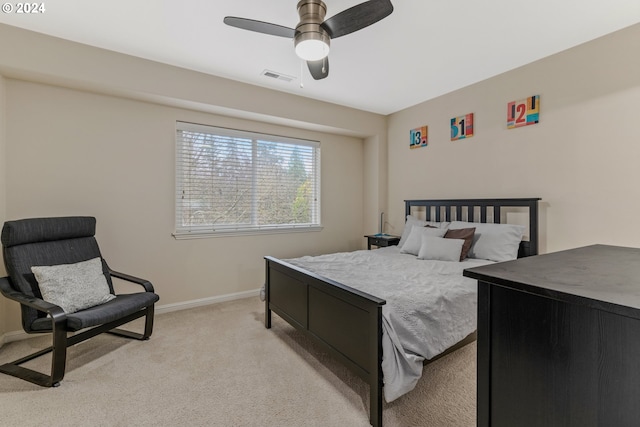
175,122,321,238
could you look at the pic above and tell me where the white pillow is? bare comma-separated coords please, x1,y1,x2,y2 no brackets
398,215,450,249
31,257,116,314
448,221,526,262
399,225,447,256
418,236,465,262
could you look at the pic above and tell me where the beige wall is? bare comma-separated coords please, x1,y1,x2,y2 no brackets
0,24,386,338
363,134,389,232
1,80,365,332
0,75,8,334
387,24,640,254
0,75,5,232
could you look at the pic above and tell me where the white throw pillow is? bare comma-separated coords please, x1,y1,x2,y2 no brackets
418,236,465,262
32,257,116,314
448,221,526,262
399,225,447,256
398,215,450,249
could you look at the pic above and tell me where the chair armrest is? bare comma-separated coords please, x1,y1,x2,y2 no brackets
0,276,67,319
108,269,155,293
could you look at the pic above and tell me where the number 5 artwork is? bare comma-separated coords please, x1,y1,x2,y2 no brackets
507,95,540,129
451,113,474,141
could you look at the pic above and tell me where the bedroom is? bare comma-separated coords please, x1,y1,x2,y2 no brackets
0,2,639,426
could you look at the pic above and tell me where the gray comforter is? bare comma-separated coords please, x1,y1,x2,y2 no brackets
285,247,493,401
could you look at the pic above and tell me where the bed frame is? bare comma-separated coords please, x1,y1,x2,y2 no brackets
264,198,540,427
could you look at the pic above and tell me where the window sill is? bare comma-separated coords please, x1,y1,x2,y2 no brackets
172,225,324,240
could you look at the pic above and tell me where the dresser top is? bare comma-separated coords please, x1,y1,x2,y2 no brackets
464,244,640,317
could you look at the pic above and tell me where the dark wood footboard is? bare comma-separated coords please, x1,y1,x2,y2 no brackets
264,198,540,427
264,256,386,427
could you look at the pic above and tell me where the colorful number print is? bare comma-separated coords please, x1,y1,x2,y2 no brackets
507,95,540,129
410,126,428,149
451,114,474,141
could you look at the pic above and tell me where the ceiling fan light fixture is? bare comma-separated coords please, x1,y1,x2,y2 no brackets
224,0,394,80
294,0,330,61
294,31,330,61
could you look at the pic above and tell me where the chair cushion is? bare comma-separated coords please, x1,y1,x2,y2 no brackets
31,257,116,314
30,292,160,332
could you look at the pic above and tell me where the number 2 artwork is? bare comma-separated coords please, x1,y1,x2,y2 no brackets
507,95,540,129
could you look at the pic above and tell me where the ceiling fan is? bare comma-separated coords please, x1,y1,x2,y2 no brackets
224,0,394,81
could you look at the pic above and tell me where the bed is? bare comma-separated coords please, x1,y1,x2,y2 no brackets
264,198,540,427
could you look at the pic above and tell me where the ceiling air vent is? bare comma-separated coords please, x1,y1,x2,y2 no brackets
261,69,295,83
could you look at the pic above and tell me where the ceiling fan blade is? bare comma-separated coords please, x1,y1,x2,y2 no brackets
307,58,329,80
321,0,393,39
223,17,296,38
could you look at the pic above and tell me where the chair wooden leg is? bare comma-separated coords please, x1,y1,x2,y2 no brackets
107,305,155,340
0,325,67,387
0,305,156,387
50,321,67,385
143,305,154,339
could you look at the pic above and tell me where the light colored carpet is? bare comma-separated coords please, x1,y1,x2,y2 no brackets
0,297,476,426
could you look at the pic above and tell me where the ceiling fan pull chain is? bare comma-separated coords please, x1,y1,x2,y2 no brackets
300,59,305,88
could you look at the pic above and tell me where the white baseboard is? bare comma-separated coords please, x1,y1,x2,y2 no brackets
0,329,31,346
155,288,261,315
0,288,261,348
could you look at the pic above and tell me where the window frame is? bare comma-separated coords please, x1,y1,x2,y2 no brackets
174,121,322,239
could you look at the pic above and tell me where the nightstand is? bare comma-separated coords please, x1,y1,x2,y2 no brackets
365,234,400,250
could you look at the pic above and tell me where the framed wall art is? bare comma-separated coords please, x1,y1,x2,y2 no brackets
410,125,428,149
507,95,540,129
451,113,474,141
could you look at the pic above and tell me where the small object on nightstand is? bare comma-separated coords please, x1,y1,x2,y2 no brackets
365,234,400,250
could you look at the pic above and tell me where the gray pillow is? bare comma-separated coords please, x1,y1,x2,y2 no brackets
448,221,526,262
418,236,465,262
31,257,116,313
399,225,447,256
398,215,450,249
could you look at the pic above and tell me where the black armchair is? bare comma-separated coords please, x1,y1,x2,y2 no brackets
0,216,159,387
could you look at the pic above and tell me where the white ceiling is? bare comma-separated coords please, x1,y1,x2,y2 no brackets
1,1,639,115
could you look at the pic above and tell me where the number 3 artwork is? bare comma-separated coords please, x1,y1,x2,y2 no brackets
507,95,540,129
410,126,428,149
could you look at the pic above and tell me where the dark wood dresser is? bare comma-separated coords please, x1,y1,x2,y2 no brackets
464,245,640,427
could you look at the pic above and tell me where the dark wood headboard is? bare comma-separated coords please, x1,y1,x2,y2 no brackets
404,198,541,258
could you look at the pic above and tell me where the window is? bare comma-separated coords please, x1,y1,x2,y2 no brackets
174,122,321,238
